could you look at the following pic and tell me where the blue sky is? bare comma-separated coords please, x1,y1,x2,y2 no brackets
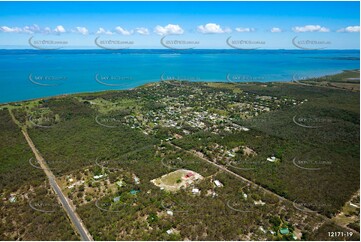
0,1,359,49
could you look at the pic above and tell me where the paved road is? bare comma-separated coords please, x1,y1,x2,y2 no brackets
21,129,93,241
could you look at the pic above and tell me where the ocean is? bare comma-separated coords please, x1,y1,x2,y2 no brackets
0,49,359,103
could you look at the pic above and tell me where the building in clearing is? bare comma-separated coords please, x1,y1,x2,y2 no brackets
116,180,124,187
185,172,194,179
133,174,140,184
93,174,104,180
267,156,276,162
279,228,290,235
9,196,16,203
214,180,223,187
350,202,360,208
150,169,203,192
259,226,266,234
192,188,200,195
254,200,265,206
130,189,140,195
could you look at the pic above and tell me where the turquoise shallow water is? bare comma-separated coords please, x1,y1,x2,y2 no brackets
0,49,359,103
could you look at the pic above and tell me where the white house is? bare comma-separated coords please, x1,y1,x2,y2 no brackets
9,196,16,203
93,174,104,180
192,188,200,195
214,180,224,187
267,156,276,162
116,180,124,187
259,226,266,234
254,200,266,206
349,202,360,208
133,174,140,184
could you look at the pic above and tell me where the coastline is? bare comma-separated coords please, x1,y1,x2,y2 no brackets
0,69,359,106
0,48,359,104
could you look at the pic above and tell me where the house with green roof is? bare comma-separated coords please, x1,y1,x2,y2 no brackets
279,227,289,235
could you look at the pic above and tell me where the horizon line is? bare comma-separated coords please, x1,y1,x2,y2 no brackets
0,48,360,51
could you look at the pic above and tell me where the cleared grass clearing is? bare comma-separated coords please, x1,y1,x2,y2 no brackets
77,97,139,114
151,169,203,192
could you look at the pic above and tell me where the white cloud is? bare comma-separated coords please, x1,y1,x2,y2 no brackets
154,24,184,35
0,26,22,33
73,27,89,35
23,24,41,34
337,26,360,33
43,27,52,34
115,26,133,35
0,24,42,34
270,27,282,33
54,25,66,34
96,27,114,35
197,23,231,34
22,27,34,34
235,27,255,33
292,25,330,33
135,27,149,35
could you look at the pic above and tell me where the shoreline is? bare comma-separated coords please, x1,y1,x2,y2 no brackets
1,48,360,51
0,69,359,106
